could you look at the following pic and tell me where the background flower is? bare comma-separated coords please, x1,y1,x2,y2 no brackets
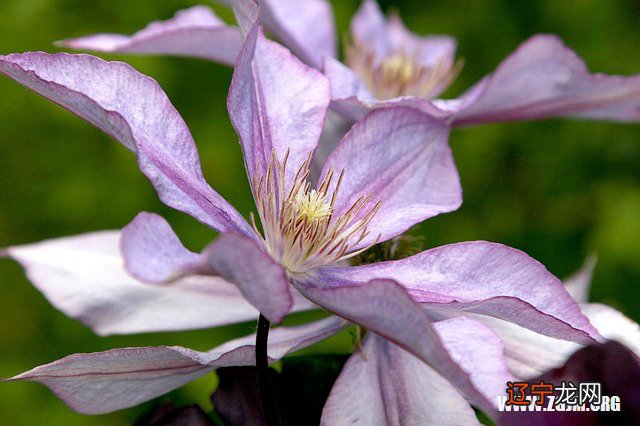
0,1,639,424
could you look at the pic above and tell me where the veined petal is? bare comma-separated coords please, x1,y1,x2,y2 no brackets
321,334,481,425
6,231,260,335
205,232,293,323
0,52,252,237
453,35,640,126
6,317,346,415
294,278,498,414
228,26,330,192
57,6,242,66
322,241,601,344
321,107,461,249
121,212,207,283
260,0,337,70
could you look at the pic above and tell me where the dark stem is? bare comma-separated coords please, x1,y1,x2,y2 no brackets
256,314,279,426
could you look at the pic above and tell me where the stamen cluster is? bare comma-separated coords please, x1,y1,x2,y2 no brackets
252,151,381,274
345,40,462,100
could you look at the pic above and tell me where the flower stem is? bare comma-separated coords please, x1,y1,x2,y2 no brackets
256,314,279,425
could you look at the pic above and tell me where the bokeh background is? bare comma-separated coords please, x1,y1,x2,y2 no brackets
0,0,638,424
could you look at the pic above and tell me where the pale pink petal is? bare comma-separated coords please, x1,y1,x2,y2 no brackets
563,255,597,303
57,6,242,66
223,0,259,37
350,0,388,58
386,14,457,71
261,0,337,69
582,303,640,356
121,212,208,283
6,231,260,335
0,52,252,236
228,27,330,192
480,303,640,381
475,315,579,380
453,35,640,126
321,107,461,249
321,334,481,425
350,0,456,77
205,232,293,324
433,316,513,408
323,241,601,344
7,317,346,414
294,278,497,414
324,56,376,105
121,214,317,318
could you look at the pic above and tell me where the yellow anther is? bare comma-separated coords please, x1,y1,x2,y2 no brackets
381,54,415,83
295,189,332,225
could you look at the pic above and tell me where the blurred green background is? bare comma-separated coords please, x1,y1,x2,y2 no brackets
0,0,638,424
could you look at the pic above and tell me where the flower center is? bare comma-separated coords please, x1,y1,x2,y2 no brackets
345,40,462,100
294,189,332,225
252,151,380,274
380,53,419,86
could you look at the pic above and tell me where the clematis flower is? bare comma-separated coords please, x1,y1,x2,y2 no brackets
1,9,601,423
58,0,640,127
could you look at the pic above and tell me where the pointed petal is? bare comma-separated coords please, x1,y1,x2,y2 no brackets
122,214,316,317
563,255,597,303
6,231,261,335
7,317,346,415
321,334,481,425
57,6,242,66
453,35,640,126
121,212,207,283
224,0,259,37
0,52,252,236
228,27,330,192
260,0,337,69
350,0,456,74
350,0,388,59
205,232,293,324
321,107,461,248
294,278,497,414
323,241,601,344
